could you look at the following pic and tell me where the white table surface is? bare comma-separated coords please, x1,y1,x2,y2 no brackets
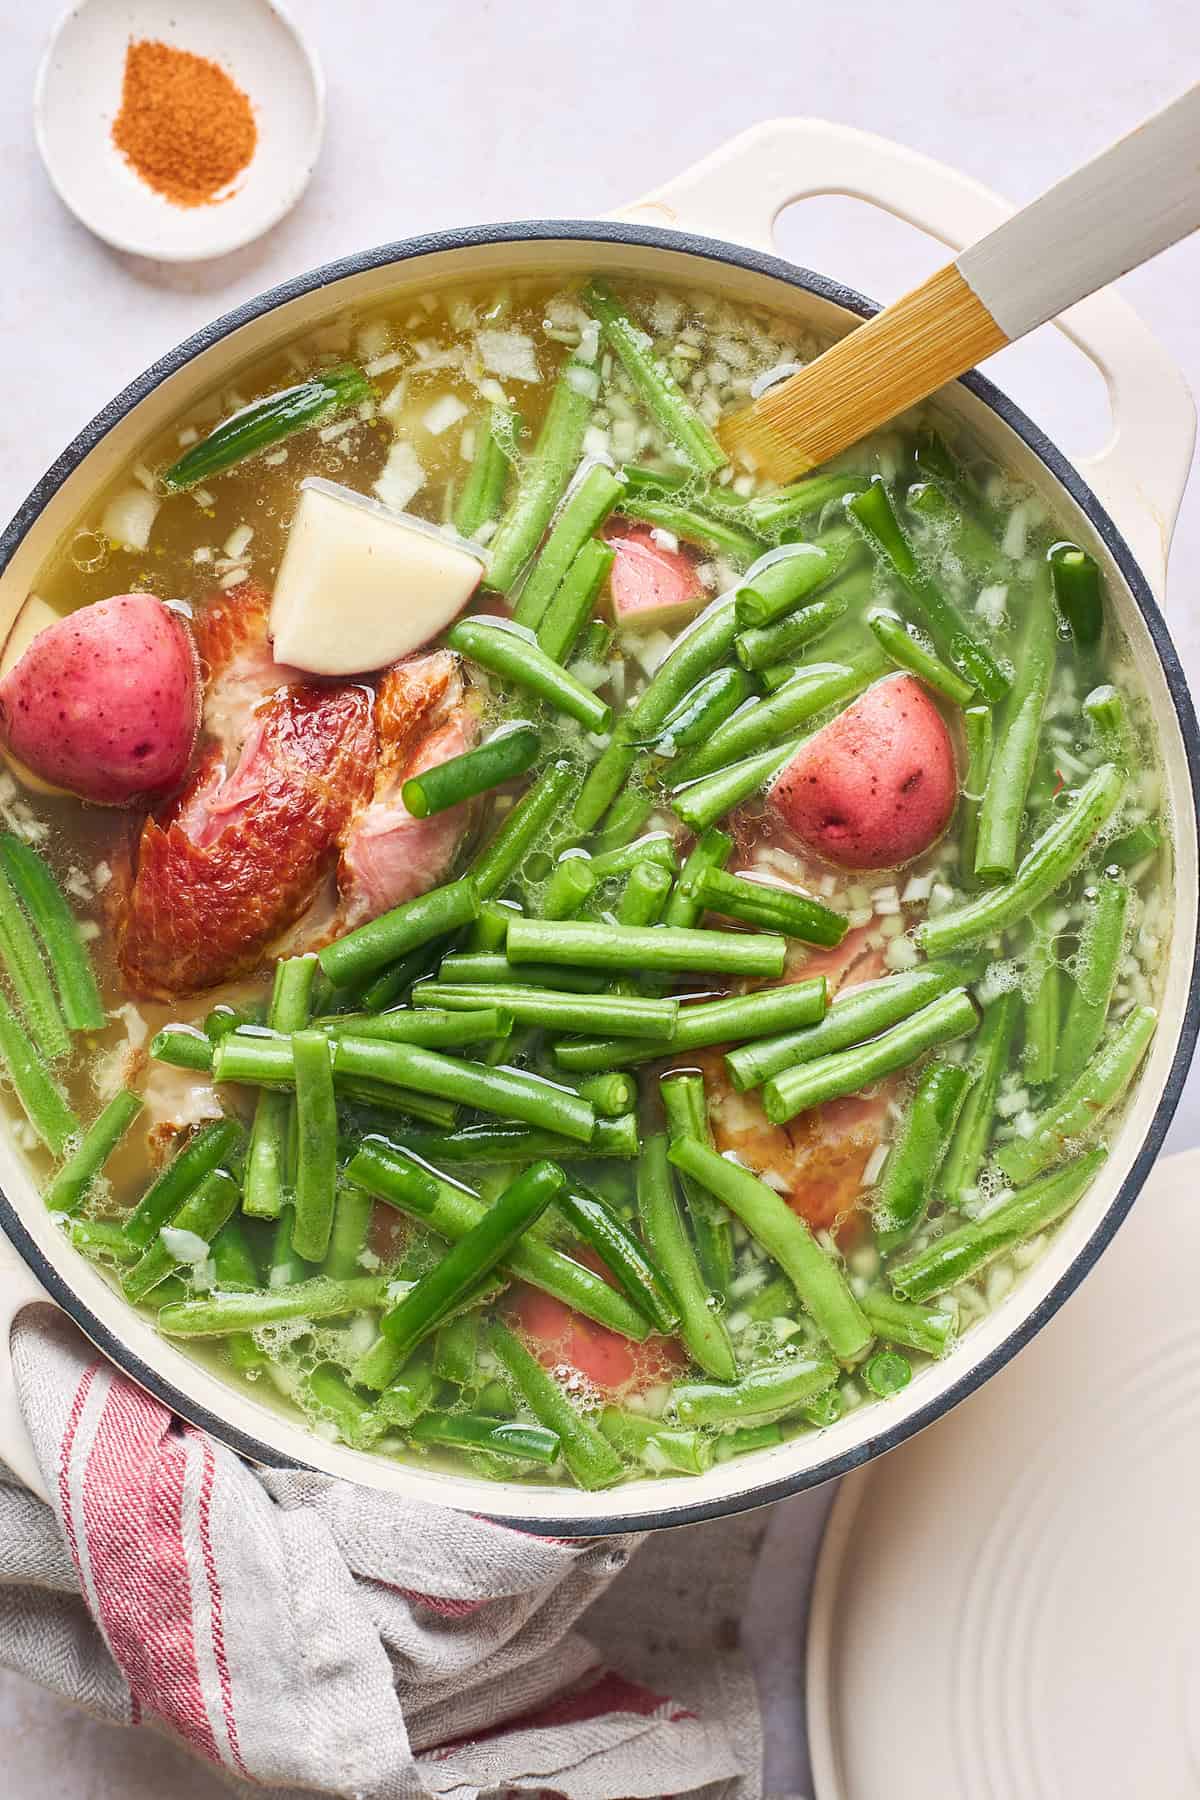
1,2,1198,1794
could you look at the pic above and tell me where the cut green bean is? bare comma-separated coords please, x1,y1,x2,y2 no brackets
1056,872,1129,1092
745,471,870,537
304,1363,385,1452
543,858,597,921
287,1032,338,1262
1023,909,1061,1087
554,976,827,1074
433,1311,480,1388
557,1182,678,1333
588,834,680,883
0,991,78,1155
485,353,599,594
319,878,480,991
410,1411,561,1466
959,704,994,888
939,990,1021,1205
584,279,726,476
0,861,68,1061
123,1168,241,1304
734,531,859,630
322,1184,374,1282
487,1319,624,1489
436,951,607,993
599,1408,713,1476
662,827,733,931
616,495,762,563
905,478,1006,577
1050,542,1104,651
763,989,979,1125
506,916,785,979
382,1114,639,1165
683,865,847,947
244,956,317,1220
848,480,1008,701
890,1146,1107,1300
867,607,975,705
577,1072,636,1117
736,583,854,672
671,1354,839,1428
402,724,540,819
638,1132,736,1380
334,1037,598,1141
670,736,801,835
447,616,611,733
455,403,520,539
0,835,104,1032
860,1288,957,1357
1083,683,1136,769
377,1349,436,1428
122,1118,243,1249
725,965,962,1092
513,462,624,630
660,1070,732,1294
320,1006,511,1047
648,667,758,755
67,1218,139,1264
537,538,615,664
412,982,679,1039
380,1161,562,1357
43,1089,143,1217
267,1203,308,1288
668,1136,871,1358
672,653,882,783
210,1218,259,1290
975,570,1056,881
470,760,577,899
864,1350,912,1396
872,1062,972,1252
151,1026,213,1071
996,1005,1156,1185
164,365,372,489
917,764,1125,957
348,1139,650,1338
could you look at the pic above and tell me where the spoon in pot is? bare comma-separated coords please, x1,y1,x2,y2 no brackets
719,83,1200,480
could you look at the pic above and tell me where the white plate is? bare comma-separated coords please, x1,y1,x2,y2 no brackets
807,1144,1200,1799
34,0,324,262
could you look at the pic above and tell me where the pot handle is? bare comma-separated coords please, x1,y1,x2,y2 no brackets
617,119,1195,603
0,1230,51,1502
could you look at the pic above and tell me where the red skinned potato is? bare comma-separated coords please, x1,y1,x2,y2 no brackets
769,673,957,870
605,524,708,632
0,594,199,806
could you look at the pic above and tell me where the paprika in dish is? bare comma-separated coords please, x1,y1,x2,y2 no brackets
111,38,257,208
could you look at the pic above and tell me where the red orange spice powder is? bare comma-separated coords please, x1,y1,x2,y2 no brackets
111,39,257,209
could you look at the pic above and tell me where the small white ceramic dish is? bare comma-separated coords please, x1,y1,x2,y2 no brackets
807,1144,1200,1799
34,0,324,262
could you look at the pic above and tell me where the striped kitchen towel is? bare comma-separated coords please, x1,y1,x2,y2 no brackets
0,1304,763,1798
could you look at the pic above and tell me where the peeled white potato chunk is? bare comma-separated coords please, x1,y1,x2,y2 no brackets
269,477,483,676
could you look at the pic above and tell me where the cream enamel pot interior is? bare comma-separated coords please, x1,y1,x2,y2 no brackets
0,120,1195,1533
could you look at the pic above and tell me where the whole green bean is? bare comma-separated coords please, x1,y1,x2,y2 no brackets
123,1169,241,1304
402,724,540,819
889,1146,1107,1300
867,608,975,705
668,1135,872,1358
975,570,1056,881
507,916,784,979
412,981,678,1039
996,1004,1156,1185
454,403,520,539
470,760,577,899
43,1089,143,1216
872,1062,972,1252
745,471,869,537
485,352,599,593
537,537,614,664
123,1118,243,1248
584,279,726,476
164,366,371,489
919,764,1125,958
671,1354,839,1428
448,616,611,733
939,990,1021,1204
513,461,624,630
959,704,994,888
487,1319,624,1489
860,1287,957,1357
763,989,979,1125
637,1133,737,1380
348,1138,650,1338
725,965,960,1092
319,878,480,991
410,1411,561,1466
557,1182,679,1333
1056,872,1129,1092
599,1408,713,1476
683,865,846,947
553,976,828,1074
0,834,104,1032
380,1162,563,1356
660,1070,732,1293
0,990,78,1154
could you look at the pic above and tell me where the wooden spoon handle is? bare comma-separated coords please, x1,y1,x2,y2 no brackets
722,84,1200,481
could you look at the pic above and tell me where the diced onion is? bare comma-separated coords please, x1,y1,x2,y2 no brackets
101,486,160,552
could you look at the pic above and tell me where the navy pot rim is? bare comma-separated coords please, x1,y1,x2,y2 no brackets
1,217,1197,1536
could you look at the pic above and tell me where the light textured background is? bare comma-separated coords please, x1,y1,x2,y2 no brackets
1,1,1198,1793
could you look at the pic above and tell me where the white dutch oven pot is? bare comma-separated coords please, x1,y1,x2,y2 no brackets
0,122,1195,1533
